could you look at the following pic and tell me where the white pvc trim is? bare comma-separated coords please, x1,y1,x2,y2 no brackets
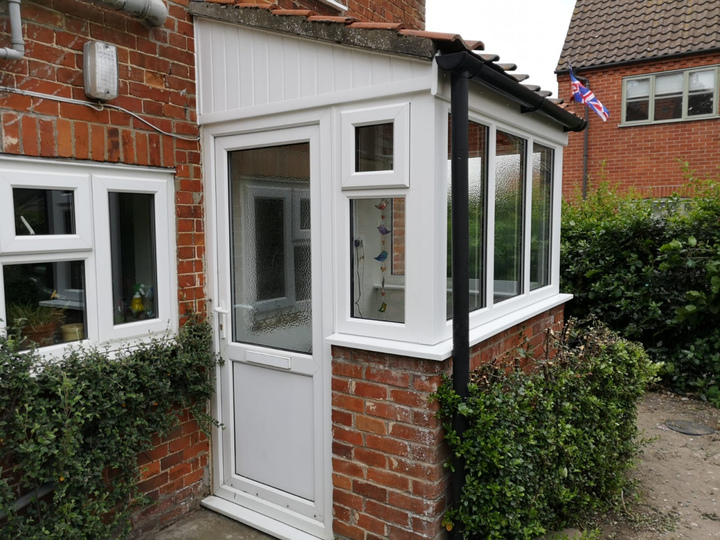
327,294,572,361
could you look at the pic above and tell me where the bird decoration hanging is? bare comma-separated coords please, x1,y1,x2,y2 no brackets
374,250,388,262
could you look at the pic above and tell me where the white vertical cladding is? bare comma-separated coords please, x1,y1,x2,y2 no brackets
194,18,433,124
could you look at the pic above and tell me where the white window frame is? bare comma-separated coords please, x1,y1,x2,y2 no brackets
0,157,177,355
622,65,720,125
92,174,175,343
341,102,410,189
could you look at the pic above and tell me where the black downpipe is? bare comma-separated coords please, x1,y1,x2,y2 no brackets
449,70,470,539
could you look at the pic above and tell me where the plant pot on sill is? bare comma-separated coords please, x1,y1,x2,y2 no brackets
22,322,58,349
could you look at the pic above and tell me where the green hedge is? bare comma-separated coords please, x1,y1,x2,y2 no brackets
561,175,720,400
0,316,221,540
435,324,657,539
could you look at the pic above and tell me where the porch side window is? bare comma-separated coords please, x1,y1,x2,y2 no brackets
494,131,526,303
530,144,553,290
350,198,405,323
228,143,313,354
447,118,488,318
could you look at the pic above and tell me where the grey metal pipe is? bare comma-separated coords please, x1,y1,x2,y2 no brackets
0,0,25,60
89,0,167,27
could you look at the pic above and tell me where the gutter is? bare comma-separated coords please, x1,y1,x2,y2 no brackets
0,0,25,60
437,51,587,133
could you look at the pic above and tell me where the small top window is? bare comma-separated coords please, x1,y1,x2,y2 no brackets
623,66,719,124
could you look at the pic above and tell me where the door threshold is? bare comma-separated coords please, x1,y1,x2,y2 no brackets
201,496,322,540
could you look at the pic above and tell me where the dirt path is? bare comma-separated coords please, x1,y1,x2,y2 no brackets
595,392,720,539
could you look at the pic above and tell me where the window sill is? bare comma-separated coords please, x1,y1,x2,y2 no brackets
327,293,572,361
620,114,719,128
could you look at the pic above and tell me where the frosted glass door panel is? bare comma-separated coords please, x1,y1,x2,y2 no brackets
228,143,312,354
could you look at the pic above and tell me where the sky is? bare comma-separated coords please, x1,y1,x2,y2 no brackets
425,0,577,98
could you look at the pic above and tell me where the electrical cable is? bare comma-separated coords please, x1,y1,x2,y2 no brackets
0,86,201,142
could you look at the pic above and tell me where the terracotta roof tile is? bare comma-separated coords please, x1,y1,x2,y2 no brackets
306,15,356,23
399,30,484,53
234,2,275,8
558,0,720,70
347,22,405,30
272,9,316,16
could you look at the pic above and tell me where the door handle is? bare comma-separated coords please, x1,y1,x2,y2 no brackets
214,306,229,340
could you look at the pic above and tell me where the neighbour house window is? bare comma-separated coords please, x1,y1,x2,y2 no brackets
0,159,175,352
623,66,719,124
446,117,556,319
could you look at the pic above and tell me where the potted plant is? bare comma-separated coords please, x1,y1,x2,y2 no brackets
6,302,65,350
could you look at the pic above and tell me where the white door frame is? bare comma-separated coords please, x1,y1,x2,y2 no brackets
202,115,334,540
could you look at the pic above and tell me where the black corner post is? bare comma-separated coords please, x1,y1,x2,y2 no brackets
449,69,470,539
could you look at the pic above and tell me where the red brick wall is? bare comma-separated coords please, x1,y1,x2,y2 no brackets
130,409,210,537
272,0,425,30
0,0,207,530
559,53,720,199
331,304,565,540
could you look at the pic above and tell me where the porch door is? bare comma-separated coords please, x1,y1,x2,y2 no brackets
212,126,329,539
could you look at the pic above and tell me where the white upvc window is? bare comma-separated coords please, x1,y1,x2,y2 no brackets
622,66,719,124
446,116,560,325
0,157,176,354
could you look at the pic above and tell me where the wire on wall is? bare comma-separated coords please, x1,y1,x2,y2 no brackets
0,86,201,142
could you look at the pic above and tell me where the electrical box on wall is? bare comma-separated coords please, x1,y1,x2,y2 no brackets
83,41,118,101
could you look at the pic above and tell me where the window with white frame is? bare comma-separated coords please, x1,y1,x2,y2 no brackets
447,118,556,318
0,158,175,352
623,66,719,124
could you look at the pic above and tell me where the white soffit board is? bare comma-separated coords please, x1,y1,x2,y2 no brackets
195,19,433,123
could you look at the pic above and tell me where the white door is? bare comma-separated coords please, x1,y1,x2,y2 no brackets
211,126,330,539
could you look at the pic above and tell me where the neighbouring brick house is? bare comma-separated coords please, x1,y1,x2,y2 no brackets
557,0,720,198
0,0,585,538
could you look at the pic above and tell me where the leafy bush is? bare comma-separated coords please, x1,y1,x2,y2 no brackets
561,173,720,399
435,323,657,539
0,316,221,540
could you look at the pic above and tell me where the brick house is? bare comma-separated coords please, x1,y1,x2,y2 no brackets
556,0,720,198
0,0,584,538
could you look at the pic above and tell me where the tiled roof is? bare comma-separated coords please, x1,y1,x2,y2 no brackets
190,0,571,110
558,0,720,71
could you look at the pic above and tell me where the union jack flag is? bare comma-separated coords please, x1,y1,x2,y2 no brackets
569,68,609,121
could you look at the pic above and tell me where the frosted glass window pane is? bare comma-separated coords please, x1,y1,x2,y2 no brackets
350,198,404,323
446,119,488,319
689,70,715,91
355,123,394,172
109,193,158,324
229,143,312,354
4,260,87,349
656,73,683,95
530,145,553,291
13,188,75,236
494,131,525,303
626,78,650,99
